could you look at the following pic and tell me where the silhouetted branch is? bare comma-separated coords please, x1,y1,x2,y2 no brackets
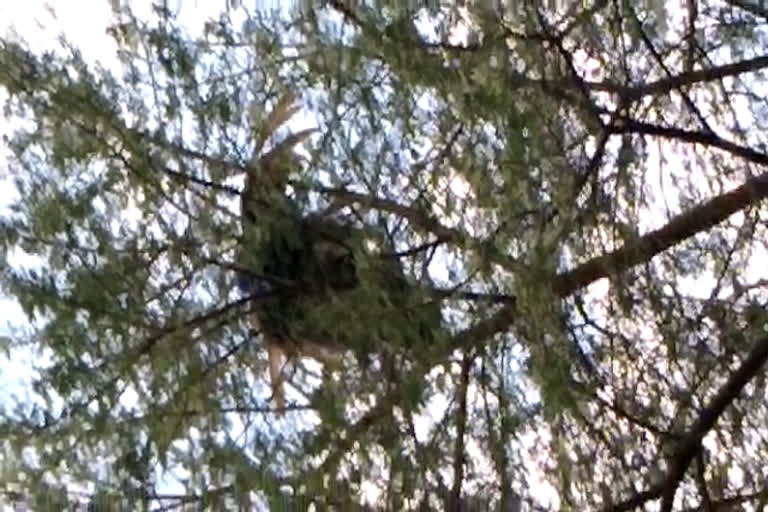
617,119,768,166
449,353,472,512
604,335,768,512
453,170,768,351
553,171,768,297
659,336,768,511
588,54,768,100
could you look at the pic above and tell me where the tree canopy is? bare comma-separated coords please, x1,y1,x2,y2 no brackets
2,1,768,510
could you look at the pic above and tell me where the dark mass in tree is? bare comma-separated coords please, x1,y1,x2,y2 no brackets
235,94,444,408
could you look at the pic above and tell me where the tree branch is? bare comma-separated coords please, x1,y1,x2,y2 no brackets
449,353,472,512
554,171,768,296
617,119,768,166
453,171,768,350
605,335,768,512
659,336,768,511
588,54,768,100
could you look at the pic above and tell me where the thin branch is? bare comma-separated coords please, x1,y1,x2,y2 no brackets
317,186,464,242
659,336,768,511
617,118,768,165
694,452,713,512
453,170,768,351
449,353,472,512
588,54,768,100
605,336,768,512
628,6,714,133
724,0,768,20
553,171,768,297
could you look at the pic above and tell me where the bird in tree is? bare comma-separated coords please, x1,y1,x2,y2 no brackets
235,93,444,409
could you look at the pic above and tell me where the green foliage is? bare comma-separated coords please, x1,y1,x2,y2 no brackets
1,2,768,511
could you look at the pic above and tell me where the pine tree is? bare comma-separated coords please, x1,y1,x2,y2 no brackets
1,2,768,510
